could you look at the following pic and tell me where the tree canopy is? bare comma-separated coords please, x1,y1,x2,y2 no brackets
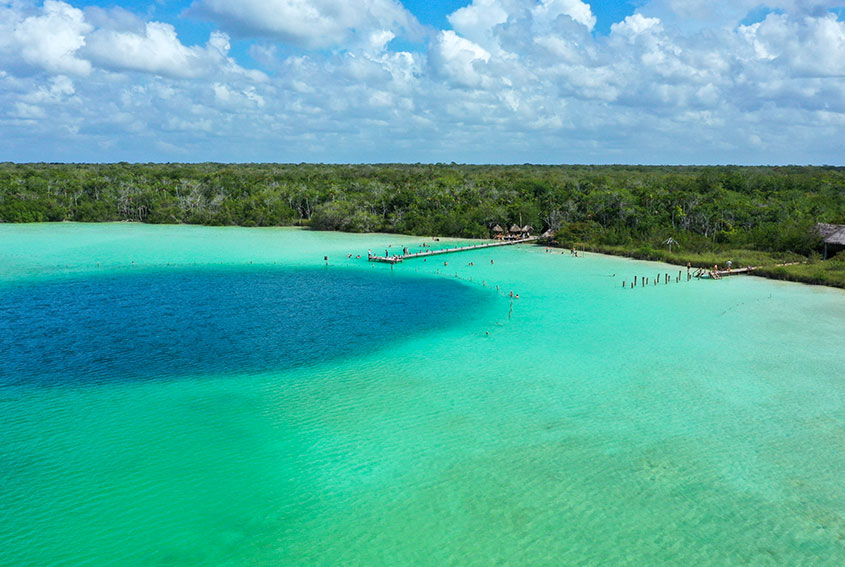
1,162,843,257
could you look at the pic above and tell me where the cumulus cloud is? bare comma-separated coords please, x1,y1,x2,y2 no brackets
188,0,423,50
212,82,265,110
429,30,492,88
21,74,76,103
11,0,92,74
611,13,663,38
531,0,596,31
447,0,595,52
0,1,265,81
640,0,845,27
0,0,844,164
84,23,265,80
739,12,845,77
447,0,511,47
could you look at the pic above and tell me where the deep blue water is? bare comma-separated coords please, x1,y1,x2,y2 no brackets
0,267,483,385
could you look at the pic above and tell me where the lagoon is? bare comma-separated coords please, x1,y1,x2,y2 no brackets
1,223,843,566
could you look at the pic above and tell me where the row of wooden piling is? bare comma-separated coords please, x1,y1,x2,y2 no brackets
622,269,691,288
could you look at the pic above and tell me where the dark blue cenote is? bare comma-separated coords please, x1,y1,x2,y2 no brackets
0,267,484,385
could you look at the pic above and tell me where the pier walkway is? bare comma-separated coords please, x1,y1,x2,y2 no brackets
698,266,756,279
369,237,538,264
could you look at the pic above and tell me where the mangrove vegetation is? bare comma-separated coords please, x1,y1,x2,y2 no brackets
2,162,844,286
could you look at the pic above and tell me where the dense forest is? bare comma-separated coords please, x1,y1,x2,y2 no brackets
2,163,844,259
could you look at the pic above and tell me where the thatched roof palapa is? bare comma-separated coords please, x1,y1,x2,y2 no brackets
814,223,845,258
492,224,503,233
819,224,845,246
815,223,844,240
541,229,555,238
509,224,522,233
521,225,533,233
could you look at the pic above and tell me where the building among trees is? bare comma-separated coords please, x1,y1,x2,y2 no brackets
815,223,845,258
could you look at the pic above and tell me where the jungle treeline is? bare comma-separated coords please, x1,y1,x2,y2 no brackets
1,162,843,256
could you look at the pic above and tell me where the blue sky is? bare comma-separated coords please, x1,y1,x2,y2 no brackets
1,1,844,164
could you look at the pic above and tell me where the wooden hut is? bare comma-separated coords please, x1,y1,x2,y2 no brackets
508,224,522,239
540,229,555,239
815,223,845,259
521,225,533,237
491,224,504,239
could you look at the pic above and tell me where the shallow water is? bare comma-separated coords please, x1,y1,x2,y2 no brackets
1,223,843,566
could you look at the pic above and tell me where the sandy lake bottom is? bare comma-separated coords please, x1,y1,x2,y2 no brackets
1,223,843,566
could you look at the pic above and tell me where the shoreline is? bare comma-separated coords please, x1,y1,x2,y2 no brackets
5,220,844,290
546,241,845,290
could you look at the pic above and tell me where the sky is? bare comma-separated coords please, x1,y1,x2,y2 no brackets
1,1,844,164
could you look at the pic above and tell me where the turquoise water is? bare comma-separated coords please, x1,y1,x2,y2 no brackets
1,223,843,566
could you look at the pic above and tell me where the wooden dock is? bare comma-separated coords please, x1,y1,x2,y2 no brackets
368,237,538,264
700,266,756,279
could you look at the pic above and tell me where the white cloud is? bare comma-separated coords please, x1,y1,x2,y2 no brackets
212,82,265,110
739,13,845,77
14,101,46,119
12,0,92,74
429,30,492,88
166,115,213,133
21,74,75,103
610,14,663,38
84,23,263,80
640,0,845,28
531,0,596,31
0,0,843,164
447,0,595,52
0,1,266,81
448,0,511,46
188,0,422,50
